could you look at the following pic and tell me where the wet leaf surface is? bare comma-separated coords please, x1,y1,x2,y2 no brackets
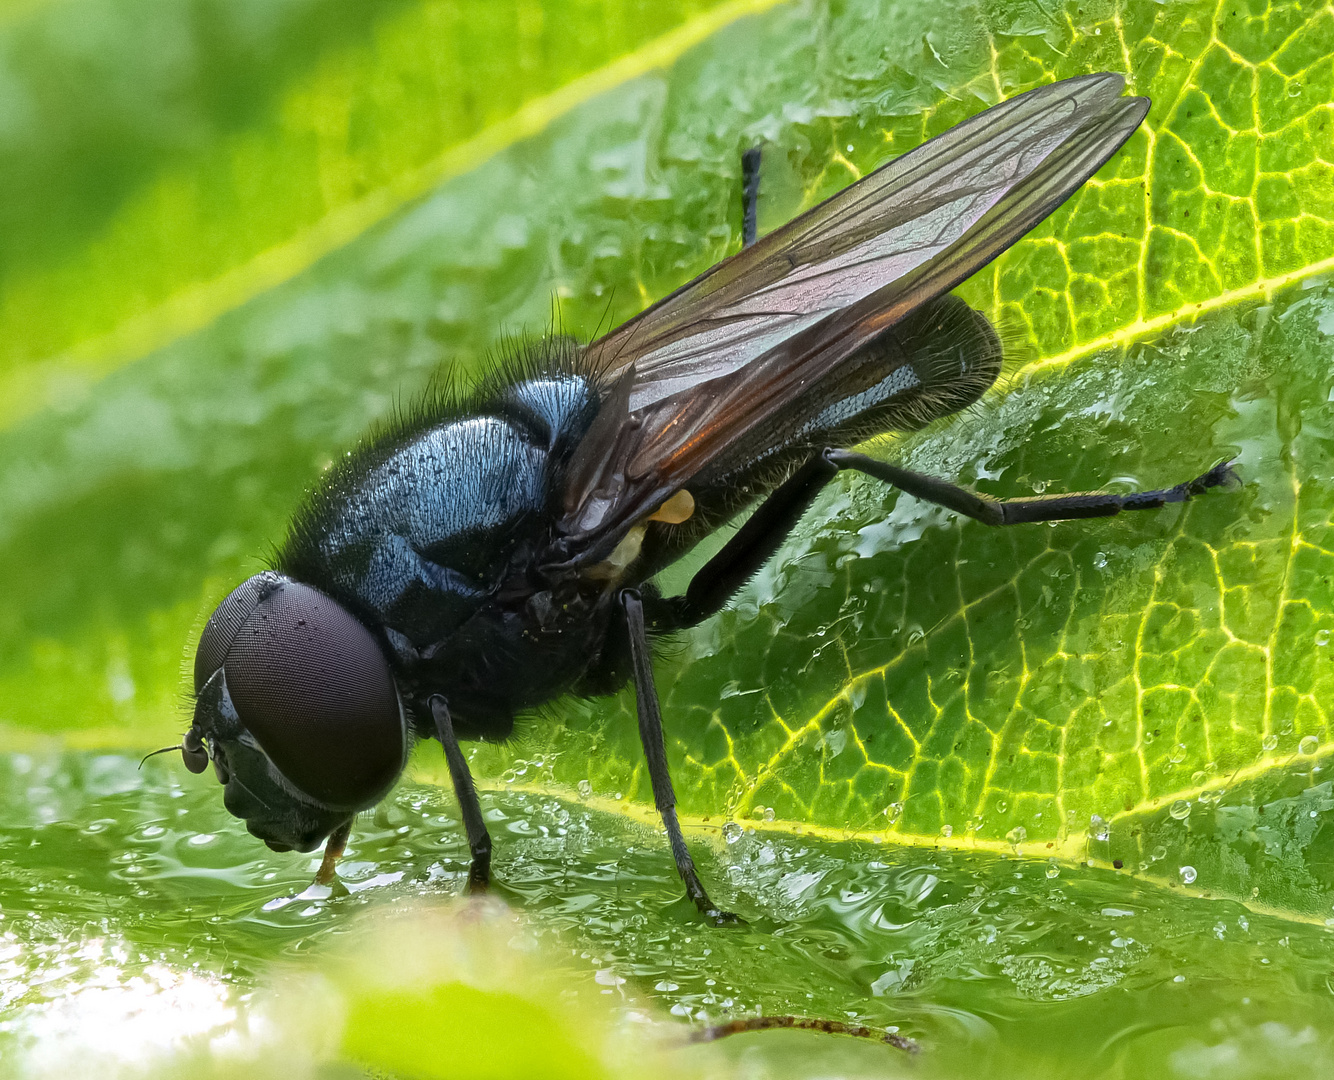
1,0,1334,1075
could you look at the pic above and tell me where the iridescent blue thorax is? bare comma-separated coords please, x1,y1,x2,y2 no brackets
277,355,626,739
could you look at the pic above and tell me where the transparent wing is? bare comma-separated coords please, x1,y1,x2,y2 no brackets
560,74,1149,555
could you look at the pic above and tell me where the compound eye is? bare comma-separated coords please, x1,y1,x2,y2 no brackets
220,580,405,810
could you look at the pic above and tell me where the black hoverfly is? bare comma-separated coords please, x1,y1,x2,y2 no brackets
168,73,1236,923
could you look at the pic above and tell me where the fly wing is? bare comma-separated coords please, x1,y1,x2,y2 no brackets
561,73,1149,556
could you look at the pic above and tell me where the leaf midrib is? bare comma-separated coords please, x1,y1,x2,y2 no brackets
449,771,1334,929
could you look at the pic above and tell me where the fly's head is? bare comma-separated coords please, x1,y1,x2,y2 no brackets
183,572,408,853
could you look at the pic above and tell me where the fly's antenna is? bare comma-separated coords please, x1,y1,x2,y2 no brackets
139,744,182,769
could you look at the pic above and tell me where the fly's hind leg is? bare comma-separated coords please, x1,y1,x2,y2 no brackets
654,452,1239,631
620,588,743,926
741,146,761,248
429,695,492,892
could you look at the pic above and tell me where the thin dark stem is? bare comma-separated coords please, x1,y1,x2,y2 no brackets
689,1014,919,1053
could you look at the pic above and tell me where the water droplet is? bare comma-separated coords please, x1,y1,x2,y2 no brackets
1090,814,1110,842
1191,770,1207,785
885,802,903,824
1152,845,1167,861
940,824,953,838
1045,860,1060,879
1288,80,1303,97
1300,735,1320,756
722,822,742,845
997,799,1009,814
614,792,623,801
1263,734,1279,752
1032,479,1049,493
1169,743,1187,764
1093,551,1108,569
1169,800,1191,820
763,807,776,822
1006,826,1027,846
577,779,592,798
1179,865,1197,885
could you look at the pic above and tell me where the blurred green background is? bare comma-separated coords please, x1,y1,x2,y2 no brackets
3,0,1334,1076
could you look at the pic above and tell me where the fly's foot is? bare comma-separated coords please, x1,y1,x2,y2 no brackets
703,906,747,928
1193,458,1242,493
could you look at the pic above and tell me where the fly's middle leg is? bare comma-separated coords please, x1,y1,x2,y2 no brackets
620,588,743,927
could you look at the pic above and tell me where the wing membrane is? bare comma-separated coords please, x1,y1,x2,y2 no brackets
561,74,1149,553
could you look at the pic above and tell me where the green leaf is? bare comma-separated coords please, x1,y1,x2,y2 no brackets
1,0,1333,923
0,0,772,429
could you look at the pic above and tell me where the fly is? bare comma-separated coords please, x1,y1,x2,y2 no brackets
169,73,1236,924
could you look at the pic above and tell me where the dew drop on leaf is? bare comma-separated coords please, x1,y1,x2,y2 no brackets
1093,551,1108,568
997,800,1009,814
1169,743,1187,764
722,822,742,845
1263,734,1279,752
1006,826,1027,846
1300,735,1319,756
1090,814,1110,842
1316,629,1330,646
1169,800,1191,820
941,824,953,838
1179,865,1198,885
1045,860,1060,879
577,779,592,798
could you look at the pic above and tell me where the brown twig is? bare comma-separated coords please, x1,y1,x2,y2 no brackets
689,1015,919,1053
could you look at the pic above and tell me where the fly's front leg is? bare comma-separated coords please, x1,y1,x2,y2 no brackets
656,452,1238,631
429,695,491,892
620,589,743,926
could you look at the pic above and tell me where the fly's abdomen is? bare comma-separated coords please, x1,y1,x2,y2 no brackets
822,293,1002,437
695,294,1001,495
